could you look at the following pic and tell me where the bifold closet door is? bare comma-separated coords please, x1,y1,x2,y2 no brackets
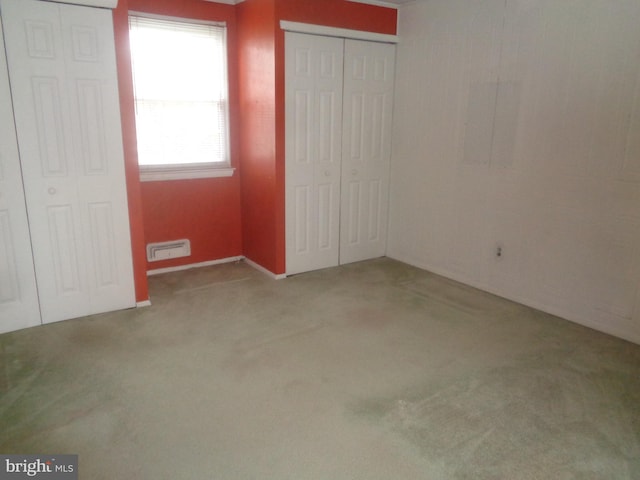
285,32,344,275
0,19,41,334
285,32,395,274
1,0,135,324
340,39,395,265
285,33,395,275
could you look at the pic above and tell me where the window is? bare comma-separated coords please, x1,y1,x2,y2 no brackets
128,15,232,181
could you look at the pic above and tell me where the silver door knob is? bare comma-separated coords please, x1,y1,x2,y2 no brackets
48,187,57,195
324,170,331,177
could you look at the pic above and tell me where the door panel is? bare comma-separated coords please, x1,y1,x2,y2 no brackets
0,20,41,333
285,32,344,275
368,179,382,241
340,39,395,265
1,0,135,323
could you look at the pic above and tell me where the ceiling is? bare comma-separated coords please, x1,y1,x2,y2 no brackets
374,0,419,5
208,0,419,7
347,0,418,7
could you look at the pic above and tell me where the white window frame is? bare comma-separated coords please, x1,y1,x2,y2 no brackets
129,13,234,182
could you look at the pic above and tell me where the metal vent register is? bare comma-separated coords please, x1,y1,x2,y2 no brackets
146,239,191,262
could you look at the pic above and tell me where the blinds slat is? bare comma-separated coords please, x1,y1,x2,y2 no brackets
129,15,230,167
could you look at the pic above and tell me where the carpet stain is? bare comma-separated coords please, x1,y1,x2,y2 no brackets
351,345,640,479
347,307,394,330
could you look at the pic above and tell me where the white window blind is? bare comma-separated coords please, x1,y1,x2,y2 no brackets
129,16,230,170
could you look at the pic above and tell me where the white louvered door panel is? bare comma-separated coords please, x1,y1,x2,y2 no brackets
340,40,395,265
0,19,41,333
1,0,135,324
285,32,344,275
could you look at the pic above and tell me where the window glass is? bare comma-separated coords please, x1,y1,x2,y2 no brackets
129,16,230,168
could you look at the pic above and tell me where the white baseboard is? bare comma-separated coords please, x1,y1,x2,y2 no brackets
147,256,244,276
386,252,640,346
145,254,287,281
243,257,287,280
136,300,152,308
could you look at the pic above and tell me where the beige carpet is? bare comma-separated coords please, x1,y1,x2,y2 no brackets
1,258,639,479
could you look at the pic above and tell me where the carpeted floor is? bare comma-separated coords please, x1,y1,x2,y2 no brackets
1,258,639,479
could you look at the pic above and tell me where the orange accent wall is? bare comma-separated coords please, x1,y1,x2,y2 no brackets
277,0,397,35
114,0,395,296
113,0,148,302
237,0,279,273
118,0,243,275
238,0,397,275
141,178,242,268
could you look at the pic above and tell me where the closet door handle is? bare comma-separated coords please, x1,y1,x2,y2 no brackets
324,170,331,177
48,187,57,195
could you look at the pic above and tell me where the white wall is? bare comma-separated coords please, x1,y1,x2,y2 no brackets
388,0,640,343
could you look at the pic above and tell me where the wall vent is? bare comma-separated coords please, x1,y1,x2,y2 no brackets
146,239,191,262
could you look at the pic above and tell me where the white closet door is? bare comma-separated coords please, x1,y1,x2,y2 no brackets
285,32,344,275
1,0,135,323
340,40,395,265
0,19,41,333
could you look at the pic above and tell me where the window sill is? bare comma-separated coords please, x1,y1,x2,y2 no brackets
139,165,235,182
